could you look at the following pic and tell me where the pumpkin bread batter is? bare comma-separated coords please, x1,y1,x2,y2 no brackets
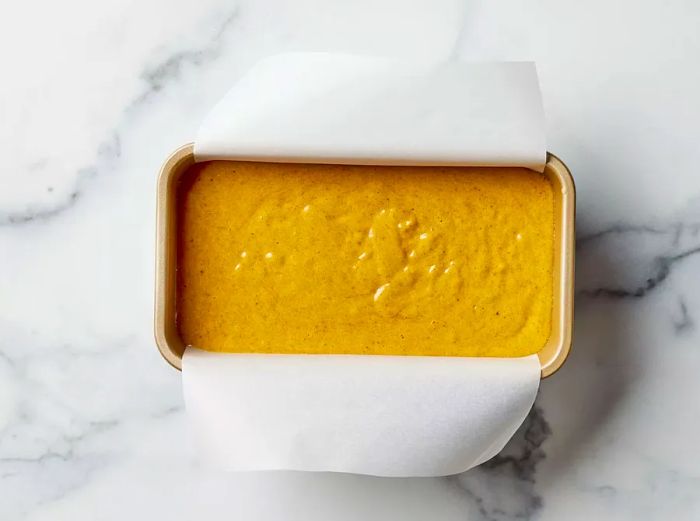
177,161,554,357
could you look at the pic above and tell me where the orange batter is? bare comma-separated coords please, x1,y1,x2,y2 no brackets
177,161,554,357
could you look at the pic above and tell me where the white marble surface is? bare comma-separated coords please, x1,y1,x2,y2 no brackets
1,0,700,519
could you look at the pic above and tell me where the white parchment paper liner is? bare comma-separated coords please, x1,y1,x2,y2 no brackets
184,53,544,477
195,53,546,170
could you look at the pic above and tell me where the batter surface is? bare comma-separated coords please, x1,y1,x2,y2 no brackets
177,161,554,357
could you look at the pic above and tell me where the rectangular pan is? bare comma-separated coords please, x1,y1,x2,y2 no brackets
155,144,575,377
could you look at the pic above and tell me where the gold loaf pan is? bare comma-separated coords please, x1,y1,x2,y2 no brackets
154,145,575,378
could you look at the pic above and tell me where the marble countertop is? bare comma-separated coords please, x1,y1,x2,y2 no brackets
2,0,700,519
